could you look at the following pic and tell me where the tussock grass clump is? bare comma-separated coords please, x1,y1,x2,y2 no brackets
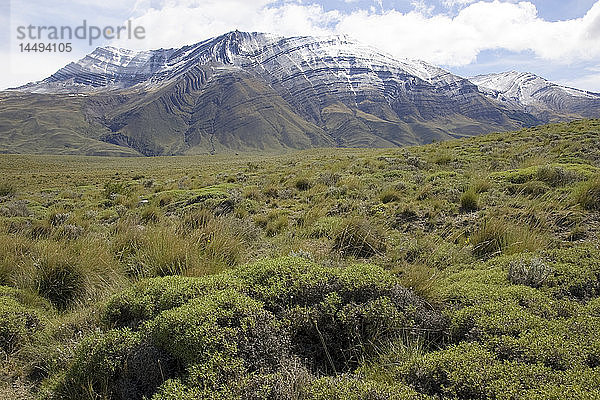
471,219,547,259
28,220,52,240
380,188,402,204
53,224,85,241
14,239,125,308
295,177,312,191
103,181,130,199
431,150,453,165
255,210,289,237
574,176,600,211
140,205,162,224
332,218,386,258
397,264,441,302
129,227,195,278
34,254,85,309
179,208,213,232
472,177,492,193
460,189,479,212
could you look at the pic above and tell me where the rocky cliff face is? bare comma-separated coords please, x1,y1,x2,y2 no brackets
3,31,599,156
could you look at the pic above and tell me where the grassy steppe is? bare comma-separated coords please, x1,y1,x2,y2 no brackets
1,119,600,399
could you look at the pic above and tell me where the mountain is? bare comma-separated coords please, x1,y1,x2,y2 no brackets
470,71,600,119
1,31,599,156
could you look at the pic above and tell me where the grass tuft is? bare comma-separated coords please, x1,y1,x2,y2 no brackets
574,175,600,211
332,218,386,258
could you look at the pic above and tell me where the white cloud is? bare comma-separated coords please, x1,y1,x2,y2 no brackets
559,70,600,93
336,1,600,66
111,0,339,49
109,0,600,68
3,0,600,90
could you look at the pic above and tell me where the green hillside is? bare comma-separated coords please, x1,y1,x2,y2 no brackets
1,119,600,399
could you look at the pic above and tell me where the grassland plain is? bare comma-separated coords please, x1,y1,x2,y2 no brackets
0,119,600,399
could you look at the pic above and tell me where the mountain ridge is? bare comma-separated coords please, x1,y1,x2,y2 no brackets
2,31,599,156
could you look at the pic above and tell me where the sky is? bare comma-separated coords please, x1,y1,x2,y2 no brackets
2,0,600,91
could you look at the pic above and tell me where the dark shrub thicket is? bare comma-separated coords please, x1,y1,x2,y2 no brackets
51,257,445,400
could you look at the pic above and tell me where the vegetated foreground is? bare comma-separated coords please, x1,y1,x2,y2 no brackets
1,119,600,399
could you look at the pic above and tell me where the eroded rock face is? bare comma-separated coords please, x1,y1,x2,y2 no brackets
5,31,600,155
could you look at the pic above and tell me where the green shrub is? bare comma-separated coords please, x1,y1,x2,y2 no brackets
332,219,386,258
306,375,426,400
0,295,45,354
102,274,242,329
401,341,569,399
543,245,600,300
148,289,287,369
99,257,445,394
234,258,446,372
459,189,479,212
574,175,600,210
49,328,173,400
0,181,16,197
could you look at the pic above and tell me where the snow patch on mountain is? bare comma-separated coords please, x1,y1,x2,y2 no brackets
470,71,600,106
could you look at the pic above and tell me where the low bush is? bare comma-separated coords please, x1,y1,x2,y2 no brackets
507,257,552,288
48,328,163,400
0,294,45,354
147,289,288,369
63,258,447,399
305,375,426,400
0,181,16,197
400,341,580,399
102,274,242,329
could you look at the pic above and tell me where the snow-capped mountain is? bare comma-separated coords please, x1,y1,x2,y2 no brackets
2,31,599,156
470,71,600,117
21,31,464,93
